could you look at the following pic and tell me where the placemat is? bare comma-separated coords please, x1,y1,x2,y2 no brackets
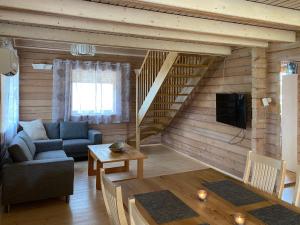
249,204,300,225
134,190,198,224
202,180,265,206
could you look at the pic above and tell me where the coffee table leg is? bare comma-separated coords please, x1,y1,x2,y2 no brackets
137,159,144,179
96,160,103,190
124,160,130,172
88,150,95,176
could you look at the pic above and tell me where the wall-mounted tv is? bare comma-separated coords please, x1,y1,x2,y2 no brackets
216,93,247,129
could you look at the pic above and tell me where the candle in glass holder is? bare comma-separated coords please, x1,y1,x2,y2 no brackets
197,189,208,201
234,213,246,225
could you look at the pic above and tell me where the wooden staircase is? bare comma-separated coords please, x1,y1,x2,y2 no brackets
127,50,216,149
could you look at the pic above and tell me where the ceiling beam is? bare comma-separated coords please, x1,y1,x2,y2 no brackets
131,0,300,28
14,39,147,58
0,23,231,55
0,9,268,48
0,0,295,42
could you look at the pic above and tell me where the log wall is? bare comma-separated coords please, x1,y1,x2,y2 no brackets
18,49,160,144
162,48,252,177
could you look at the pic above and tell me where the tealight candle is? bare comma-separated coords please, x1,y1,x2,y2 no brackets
234,213,246,225
197,189,208,201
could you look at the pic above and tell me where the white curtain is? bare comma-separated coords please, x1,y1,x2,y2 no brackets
0,72,19,146
52,60,131,124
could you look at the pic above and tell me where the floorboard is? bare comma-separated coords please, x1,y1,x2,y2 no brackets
0,145,206,225
0,145,296,224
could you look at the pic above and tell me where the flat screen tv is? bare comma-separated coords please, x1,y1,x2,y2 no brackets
216,93,247,129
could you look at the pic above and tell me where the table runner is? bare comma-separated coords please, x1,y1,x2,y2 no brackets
249,204,300,225
202,180,265,206
134,190,198,224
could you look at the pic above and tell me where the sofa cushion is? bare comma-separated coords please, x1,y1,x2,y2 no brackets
44,122,60,139
8,136,33,162
34,139,63,153
18,131,36,156
60,121,88,140
34,150,67,160
63,139,92,154
19,119,49,140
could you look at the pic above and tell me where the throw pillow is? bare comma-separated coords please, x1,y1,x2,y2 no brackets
8,135,33,162
18,130,36,156
19,119,49,140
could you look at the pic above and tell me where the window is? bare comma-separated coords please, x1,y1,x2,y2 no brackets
52,60,130,124
71,68,117,116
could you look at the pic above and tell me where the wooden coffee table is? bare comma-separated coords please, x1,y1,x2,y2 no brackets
88,143,147,190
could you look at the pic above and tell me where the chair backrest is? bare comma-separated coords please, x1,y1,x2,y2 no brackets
129,198,150,225
100,169,128,225
293,165,300,207
243,151,286,198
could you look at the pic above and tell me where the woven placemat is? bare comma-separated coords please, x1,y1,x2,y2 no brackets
249,204,300,225
202,180,265,206
134,190,198,224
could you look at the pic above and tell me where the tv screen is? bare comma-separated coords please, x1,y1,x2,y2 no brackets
216,93,247,129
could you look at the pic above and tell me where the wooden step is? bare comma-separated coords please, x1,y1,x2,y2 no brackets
127,132,158,142
164,84,196,87
158,93,189,96
142,125,164,131
169,74,204,78
173,63,209,68
149,109,178,112
127,125,165,137
153,101,184,104
140,132,158,139
148,115,173,119
140,123,164,128
141,130,158,135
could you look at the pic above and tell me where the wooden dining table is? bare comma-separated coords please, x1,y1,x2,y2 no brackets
118,168,300,225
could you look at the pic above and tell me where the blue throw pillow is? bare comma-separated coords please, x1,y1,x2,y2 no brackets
8,136,33,162
18,131,36,156
60,121,88,140
44,122,60,139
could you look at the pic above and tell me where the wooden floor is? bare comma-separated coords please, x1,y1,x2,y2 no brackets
0,145,296,225
0,145,206,225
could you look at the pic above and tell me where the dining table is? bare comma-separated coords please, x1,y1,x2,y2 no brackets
118,168,300,225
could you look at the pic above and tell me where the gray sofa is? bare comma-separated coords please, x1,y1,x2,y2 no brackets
21,121,102,158
2,131,74,212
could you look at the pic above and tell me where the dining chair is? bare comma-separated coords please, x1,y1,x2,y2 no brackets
129,198,150,225
100,168,128,225
293,165,300,207
243,151,286,198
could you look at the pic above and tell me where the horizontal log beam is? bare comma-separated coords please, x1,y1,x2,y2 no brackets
0,23,231,55
0,0,295,42
0,9,268,48
133,0,300,29
14,39,147,58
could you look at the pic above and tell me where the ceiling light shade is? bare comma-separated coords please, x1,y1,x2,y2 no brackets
70,43,96,56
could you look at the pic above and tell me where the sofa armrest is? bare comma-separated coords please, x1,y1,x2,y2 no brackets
88,129,102,144
34,139,63,153
2,158,74,204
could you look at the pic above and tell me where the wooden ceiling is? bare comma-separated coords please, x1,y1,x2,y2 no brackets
90,0,300,11
247,0,300,10
0,0,299,56
87,0,300,29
